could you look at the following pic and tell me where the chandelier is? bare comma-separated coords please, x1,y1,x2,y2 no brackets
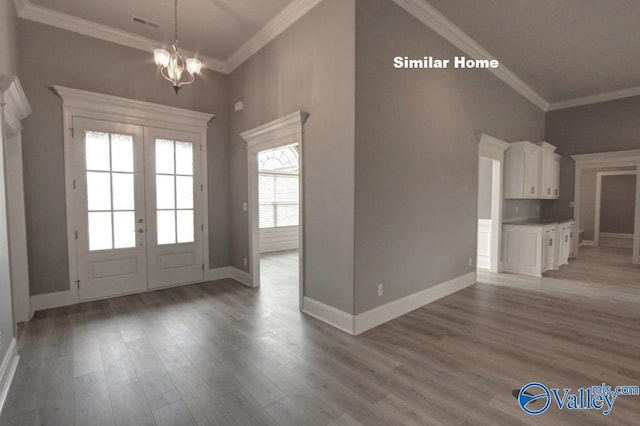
154,0,202,94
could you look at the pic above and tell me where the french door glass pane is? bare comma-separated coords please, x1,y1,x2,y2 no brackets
155,138,195,245
156,139,175,174
85,131,110,171
157,210,176,244
156,175,176,209
175,141,193,175
113,212,135,248
87,172,111,211
89,212,113,250
112,173,134,210
259,175,275,202
177,210,194,243
176,176,193,209
111,134,134,172
276,175,298,201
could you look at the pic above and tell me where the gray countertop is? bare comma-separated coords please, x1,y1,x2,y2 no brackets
504,218,574,226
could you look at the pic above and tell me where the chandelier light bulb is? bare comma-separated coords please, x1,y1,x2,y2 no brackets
154,49,170,68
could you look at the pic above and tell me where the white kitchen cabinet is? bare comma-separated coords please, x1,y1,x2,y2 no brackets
504,142,540,199
502,223,557,277
537,142,560,199
557,220,575,266
552,154,561,198
504,141,561,199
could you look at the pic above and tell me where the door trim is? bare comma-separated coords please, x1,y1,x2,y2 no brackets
53,86,213,303
240,111,308,311
478,133,510,273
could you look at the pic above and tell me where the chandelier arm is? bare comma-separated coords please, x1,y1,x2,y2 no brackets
160,67,176,85
177,73,196,87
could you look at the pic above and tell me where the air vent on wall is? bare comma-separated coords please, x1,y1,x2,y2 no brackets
132,16,160,29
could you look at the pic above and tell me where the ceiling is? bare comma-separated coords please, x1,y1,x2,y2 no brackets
28,0,296,61
426,0,640,104
16,0,640,109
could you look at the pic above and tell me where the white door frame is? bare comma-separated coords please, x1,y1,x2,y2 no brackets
572,150,640,265
0,76,32,323
478,133,510,273
594,170,637,246
240,111,308,310
53,86,213,304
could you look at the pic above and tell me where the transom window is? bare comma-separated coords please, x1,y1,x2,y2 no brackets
259,147,299,228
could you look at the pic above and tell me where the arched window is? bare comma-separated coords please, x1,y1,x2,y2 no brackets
258,146,299,228
258,146,298,171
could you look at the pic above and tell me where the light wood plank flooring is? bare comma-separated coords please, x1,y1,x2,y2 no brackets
2,250,640,425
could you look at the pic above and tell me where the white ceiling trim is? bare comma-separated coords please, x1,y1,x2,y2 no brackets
226,0,324,71
13,0,228,73
392,0,549,111
548,86,640,111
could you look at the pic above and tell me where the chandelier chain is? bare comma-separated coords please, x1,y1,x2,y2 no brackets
174,0,178,43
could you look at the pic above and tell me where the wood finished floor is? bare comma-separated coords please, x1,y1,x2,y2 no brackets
2,249,640,425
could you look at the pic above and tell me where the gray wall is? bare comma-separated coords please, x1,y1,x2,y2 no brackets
18,21,230,295
544,95,640,221
478,157,492,220
0,0,18,379
353,0,545,314
229,0,356,313
601,174,636,235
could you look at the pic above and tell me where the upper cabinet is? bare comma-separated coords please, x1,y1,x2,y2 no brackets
504,141,561,200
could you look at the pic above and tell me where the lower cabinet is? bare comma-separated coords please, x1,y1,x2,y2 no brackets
502,220,575,277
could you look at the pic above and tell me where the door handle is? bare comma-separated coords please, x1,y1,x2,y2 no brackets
134,228,144,233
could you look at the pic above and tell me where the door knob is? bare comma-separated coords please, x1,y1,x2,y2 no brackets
135,228,144,233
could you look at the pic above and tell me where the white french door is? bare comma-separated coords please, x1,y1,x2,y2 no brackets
73,117,203,301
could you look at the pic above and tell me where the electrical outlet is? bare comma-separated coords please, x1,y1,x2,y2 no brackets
570,201,575,208
377,284,383,296
515,206,520,214
243,257,248,266
537,205,540,212
468,257,473,267
242,202,248,212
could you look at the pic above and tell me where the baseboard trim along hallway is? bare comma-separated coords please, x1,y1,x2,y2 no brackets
303,272,477,334
0,338,19,416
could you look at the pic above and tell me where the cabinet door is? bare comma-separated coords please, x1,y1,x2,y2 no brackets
552,156,561,198
540,152,554,198
524,148,539,198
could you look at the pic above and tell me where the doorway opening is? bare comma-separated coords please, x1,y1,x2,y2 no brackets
594,171,637,251
240,111,308,311
258,146,300,309
477,134,510,274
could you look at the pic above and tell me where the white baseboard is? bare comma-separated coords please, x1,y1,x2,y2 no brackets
31,290,74,312
205,266,231,281
581,240,596,247
230,267,252,287
302,297,355,335
0,338,19,416
353,272,477,335
302,272,476,336
599,232,633,239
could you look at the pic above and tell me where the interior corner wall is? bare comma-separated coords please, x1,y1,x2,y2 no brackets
229,0,356,313
544,95,640,221
0,0,18,377
17,20,230,296
353,0,545,314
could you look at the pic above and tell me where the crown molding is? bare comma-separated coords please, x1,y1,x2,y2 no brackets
548,86,640,111
226,0,325,72
391,0,549,111
13,0,228,74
